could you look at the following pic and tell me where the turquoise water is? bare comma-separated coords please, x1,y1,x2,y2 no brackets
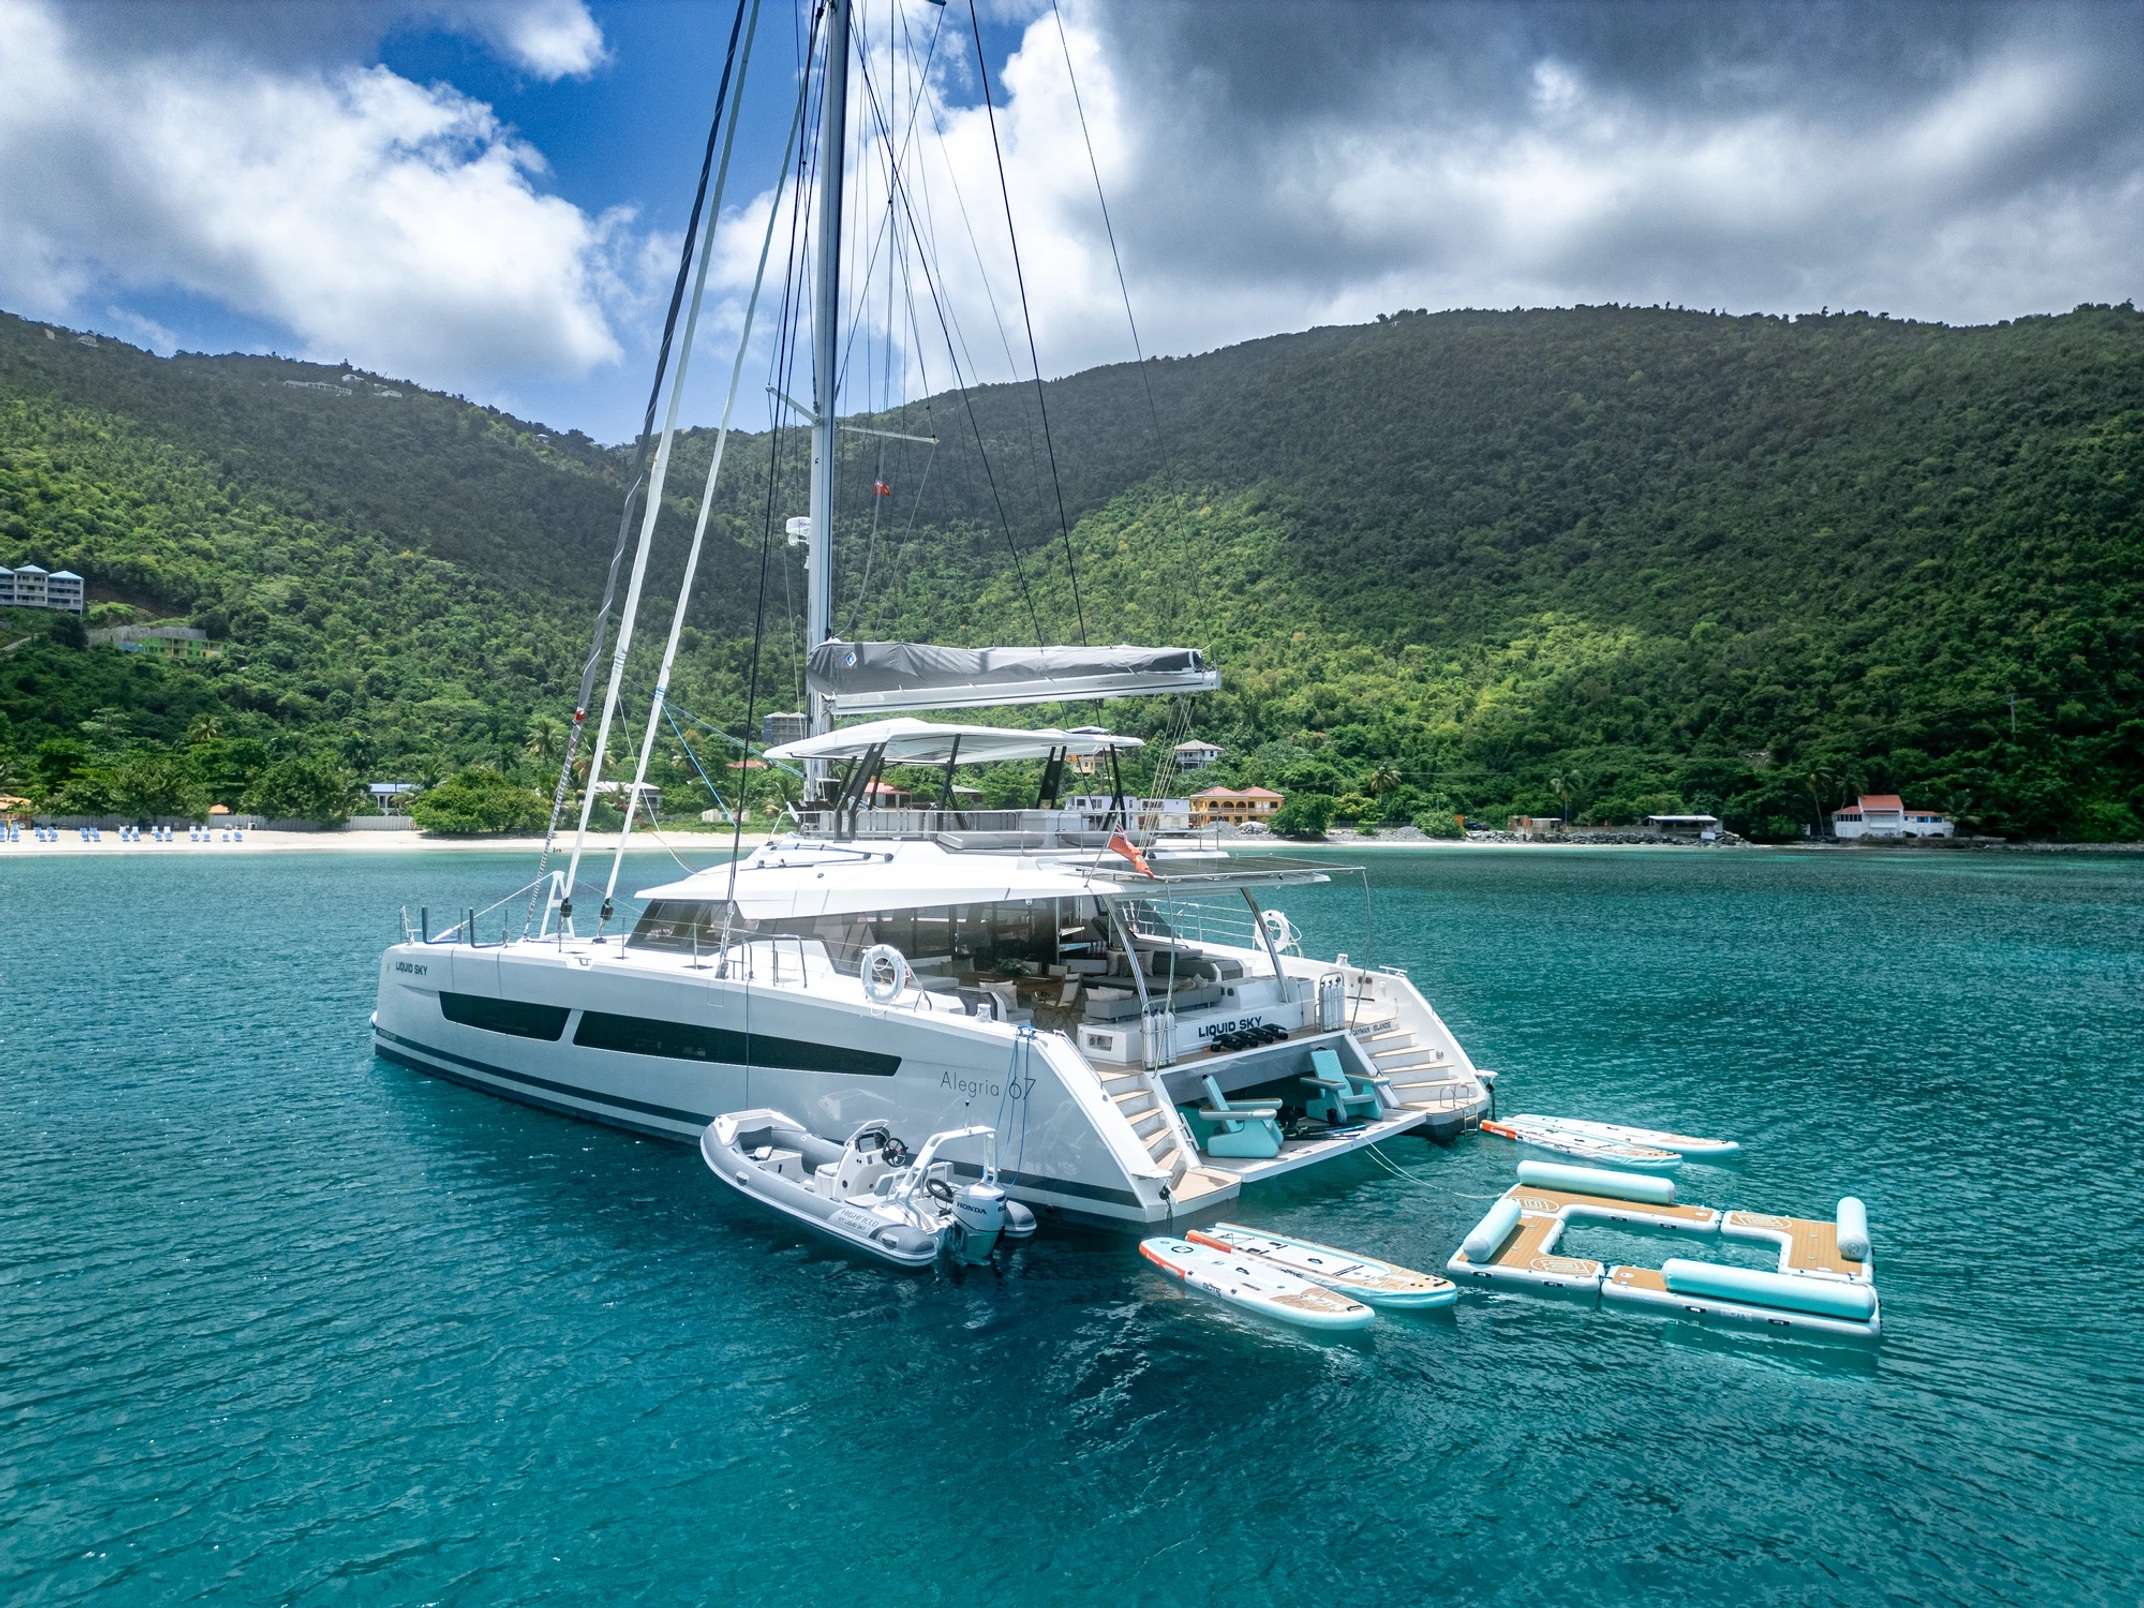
5,845,2141,1603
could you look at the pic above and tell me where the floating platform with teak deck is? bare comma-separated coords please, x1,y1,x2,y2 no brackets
1449,1161,1879,1339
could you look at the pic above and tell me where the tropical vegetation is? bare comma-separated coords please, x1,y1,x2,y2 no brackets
1,300,2138,838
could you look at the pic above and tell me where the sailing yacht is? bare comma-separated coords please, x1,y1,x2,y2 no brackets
369,0,1492,1225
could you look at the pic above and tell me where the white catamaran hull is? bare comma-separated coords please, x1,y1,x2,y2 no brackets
372,939,1179,1223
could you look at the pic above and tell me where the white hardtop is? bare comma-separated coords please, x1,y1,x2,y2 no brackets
637,837,1140,918
764,716,1144,766
635,835,1329,919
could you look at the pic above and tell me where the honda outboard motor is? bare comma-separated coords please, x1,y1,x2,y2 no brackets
948,1180,1008,1265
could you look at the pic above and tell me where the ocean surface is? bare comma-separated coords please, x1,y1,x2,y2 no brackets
4,844,2141,1604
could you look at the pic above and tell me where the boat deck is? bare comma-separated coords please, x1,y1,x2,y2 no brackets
1195,1105,1429,1185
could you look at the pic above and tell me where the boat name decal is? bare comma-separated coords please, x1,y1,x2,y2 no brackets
1196,1015,1267,1040
395,961,429,976
939,1069,1036,1102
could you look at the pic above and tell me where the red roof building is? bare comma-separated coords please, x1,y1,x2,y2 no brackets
1832,793,1953,840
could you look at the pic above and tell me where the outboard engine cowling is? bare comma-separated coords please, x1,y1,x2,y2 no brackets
948,1181,1008,1265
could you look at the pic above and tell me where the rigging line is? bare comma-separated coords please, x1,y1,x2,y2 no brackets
769,44,821,702
967,0,1088,647
1047,0,1185,643
565,0,759,930
833,0,941,394
604,687,698,877
856,222,939,638
914,58,1021,382
726,0,822,931
659,696,805,780
662,701,734,822
604,0,794,909
1050,0,1167,455
850,42,1045,647
845,435,887,637
904,84,988,403
528,0,750,935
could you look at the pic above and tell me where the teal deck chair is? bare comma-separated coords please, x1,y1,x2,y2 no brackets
1191,1074,1284,1159
1300,1046,1384,1126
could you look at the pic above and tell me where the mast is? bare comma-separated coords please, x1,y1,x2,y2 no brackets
805,0,850,799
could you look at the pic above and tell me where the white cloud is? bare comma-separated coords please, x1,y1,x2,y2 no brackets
0,0,632,394
429,0,608,80
743,0,2144,415
102,306,179,356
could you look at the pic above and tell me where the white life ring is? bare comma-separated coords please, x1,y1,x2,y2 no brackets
860,943,910,1003
1262,908,1302,954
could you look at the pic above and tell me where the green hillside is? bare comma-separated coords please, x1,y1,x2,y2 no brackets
1,302,2138,837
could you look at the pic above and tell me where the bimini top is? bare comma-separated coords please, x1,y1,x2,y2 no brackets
764,716,1143,766
634,837,1332,918
807,640,1218,715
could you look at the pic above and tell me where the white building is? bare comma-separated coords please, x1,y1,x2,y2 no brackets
1832,793,1954,840
1646,813,1721,841
1172,739,1224,770
367,781,423,815
1,564,84,612
1063,794,1191,832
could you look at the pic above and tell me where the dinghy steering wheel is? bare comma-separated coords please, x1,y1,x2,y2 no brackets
860,944,910,1003
925,1177,956,1204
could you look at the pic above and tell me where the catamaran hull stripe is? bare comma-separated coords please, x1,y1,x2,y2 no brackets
375,1028,715,1126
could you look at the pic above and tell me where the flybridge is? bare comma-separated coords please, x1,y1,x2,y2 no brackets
807,641,1220,717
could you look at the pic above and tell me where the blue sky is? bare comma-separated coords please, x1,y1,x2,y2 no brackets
2,0,2137,441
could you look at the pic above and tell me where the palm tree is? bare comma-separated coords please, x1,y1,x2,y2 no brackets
186,713,223,745
1366,764,1400,797
523,714,565,770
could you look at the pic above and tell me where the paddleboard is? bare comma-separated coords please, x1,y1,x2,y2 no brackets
1139,1237,1376,1331
1481,1117,1682,1173
1186,1223,1457,1309
1505,1113,1741,1157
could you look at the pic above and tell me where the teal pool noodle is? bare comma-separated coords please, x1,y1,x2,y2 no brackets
1516,1159,1676,1204
1662,1258,1877,1320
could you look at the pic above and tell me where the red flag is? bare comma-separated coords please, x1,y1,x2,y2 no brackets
1107,830,1154,878
873,479,893,497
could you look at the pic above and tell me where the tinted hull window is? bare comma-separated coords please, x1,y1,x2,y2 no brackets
573,1010,900,1077
440,992,570,1041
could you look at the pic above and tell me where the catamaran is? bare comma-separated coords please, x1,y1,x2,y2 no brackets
369,0,1492,1226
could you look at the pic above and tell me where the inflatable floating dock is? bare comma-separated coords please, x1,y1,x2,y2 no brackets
1448,1161,1878,1340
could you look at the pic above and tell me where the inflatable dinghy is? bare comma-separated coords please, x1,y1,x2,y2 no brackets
1481,1116,1682,1172
1140,1237,1375,1331
702,1110,1035,1270
1186,1223,1456,1309
1504,1113,1740,1158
